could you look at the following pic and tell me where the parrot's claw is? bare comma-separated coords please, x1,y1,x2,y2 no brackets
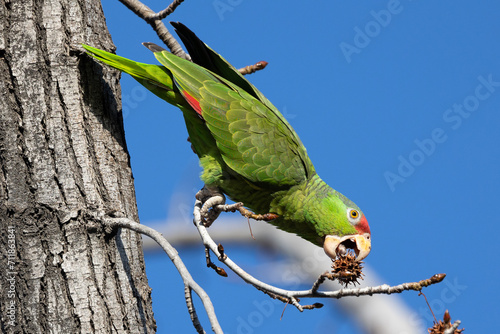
196,186,226,227
196,186,280,228
237,205,279,222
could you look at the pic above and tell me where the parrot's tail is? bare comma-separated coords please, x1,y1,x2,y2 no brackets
82,44,186,108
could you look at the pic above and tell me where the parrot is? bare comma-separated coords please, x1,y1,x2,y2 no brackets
82,22,371,261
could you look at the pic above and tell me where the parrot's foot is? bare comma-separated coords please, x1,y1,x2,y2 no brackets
235,204,279,222
196,186,226,227
196,186,279,227
215,202,278,221
213,202,279,240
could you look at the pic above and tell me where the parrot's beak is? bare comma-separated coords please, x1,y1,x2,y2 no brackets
323,233,371,261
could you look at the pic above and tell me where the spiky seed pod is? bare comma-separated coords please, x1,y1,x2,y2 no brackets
427,310,464,334
331,253,364,287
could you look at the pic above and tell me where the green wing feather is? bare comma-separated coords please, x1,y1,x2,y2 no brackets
83,41,316,187
151,49,316,187
171,22,272,106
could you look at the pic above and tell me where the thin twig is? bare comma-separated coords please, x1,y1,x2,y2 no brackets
238,61,268,75
443,320,462,334
145,0,185,21
205,246,227,277
302,303,323,310
118,0,269,79
289,297,303,312
419,291,437,323
193,198,447,311
117,0,189,59
103,217,222,334
311,271,338,294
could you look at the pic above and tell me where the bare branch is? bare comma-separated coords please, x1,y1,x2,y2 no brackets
117,0,189,59
146,0,185,21
116,0,269,76
102,216,222,334
137,217,431,332
193,197,447,311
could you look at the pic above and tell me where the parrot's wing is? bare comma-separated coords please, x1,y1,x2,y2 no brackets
152,49,316,187
171,22,271,106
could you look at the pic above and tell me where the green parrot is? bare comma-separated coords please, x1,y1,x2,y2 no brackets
82,22,371,261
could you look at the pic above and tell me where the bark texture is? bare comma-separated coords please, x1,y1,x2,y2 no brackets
0,0,155,332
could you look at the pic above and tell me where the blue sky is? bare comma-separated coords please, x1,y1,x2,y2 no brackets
101,1,499,333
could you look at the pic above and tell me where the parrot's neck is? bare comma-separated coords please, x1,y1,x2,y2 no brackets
269,174,336,245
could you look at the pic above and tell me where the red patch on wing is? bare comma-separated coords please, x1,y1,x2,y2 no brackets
355,215,371,235
183,90,202,116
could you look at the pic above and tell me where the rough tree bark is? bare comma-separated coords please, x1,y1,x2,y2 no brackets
0,0,155,333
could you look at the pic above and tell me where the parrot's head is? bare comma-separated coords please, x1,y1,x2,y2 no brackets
319,193,371,262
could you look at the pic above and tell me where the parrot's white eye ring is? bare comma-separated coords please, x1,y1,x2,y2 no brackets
347,208,361,225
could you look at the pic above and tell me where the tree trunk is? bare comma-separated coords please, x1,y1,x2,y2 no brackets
0,0,155,333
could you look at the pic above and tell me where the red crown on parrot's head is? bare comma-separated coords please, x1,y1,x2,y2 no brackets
355,215,370,235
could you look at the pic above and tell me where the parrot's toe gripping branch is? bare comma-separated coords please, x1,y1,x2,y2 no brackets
196,186,279,228
211,202,279,240
196,186,226,227
236,205,279,222
212,202,279,222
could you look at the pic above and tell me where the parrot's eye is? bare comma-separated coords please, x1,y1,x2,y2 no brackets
347,208,361,225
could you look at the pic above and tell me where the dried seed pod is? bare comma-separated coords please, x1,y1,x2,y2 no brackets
427,310,464,334
331,252,364,287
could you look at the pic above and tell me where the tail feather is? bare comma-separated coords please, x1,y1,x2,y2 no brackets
82,44,186,107
83,22,272,115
